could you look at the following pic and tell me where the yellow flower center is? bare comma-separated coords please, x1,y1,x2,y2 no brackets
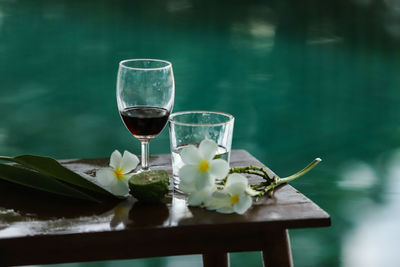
230,195,240,205
114,168,125,180
199,160,210,173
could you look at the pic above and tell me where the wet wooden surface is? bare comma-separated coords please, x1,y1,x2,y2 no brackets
0,150,330,266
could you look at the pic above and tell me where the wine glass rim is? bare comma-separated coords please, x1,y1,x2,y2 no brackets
119,59,172,70
169,110,234,127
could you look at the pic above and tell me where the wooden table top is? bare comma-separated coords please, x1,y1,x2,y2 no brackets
0,150,330,266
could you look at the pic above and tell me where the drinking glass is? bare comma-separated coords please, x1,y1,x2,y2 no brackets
169,111,234,188
117,59,174,171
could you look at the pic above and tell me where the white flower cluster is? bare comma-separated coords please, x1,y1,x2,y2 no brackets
96,150,139,197
93,140,257,215
179,139,257,214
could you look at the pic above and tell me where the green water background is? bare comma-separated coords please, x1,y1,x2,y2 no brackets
1,0,400,266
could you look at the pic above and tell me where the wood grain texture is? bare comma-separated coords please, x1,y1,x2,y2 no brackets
0,150,330,266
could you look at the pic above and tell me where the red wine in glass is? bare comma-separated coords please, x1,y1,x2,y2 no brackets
120,106,170,138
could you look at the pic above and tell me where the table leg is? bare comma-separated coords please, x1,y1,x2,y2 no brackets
262,229,293,267
202,252,229,267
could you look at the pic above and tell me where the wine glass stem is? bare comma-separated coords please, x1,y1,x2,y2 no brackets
141,140,150,170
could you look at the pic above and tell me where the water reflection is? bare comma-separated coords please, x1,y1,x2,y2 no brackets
342,149,400,267
169,193,193,226
0,207,115,238
127,199,170,228
108,196,136,229
166,0,192,12
0,178,120,238
338,160,378,190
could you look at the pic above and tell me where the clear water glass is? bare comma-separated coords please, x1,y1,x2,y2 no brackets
169,111,234,189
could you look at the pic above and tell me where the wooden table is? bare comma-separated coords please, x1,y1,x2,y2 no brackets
0,150,330,267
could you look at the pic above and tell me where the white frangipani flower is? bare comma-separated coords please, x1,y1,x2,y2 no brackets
96,150,139,197
178,139,229,193
207,173,253,214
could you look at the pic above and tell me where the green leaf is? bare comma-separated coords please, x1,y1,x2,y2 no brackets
0,163,102,203
2,155,112,196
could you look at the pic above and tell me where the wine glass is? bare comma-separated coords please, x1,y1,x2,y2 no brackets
117,59,174,171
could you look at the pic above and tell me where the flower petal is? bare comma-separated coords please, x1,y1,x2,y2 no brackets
180,145,201,165
188,191,207,206
233,194,252,214
207,191,230,210
195,173,214,191
199,139,217,160
96,168,115,186
110,180,130,197
226,173,248,187
225,173,248,195
209,159,229,179
211,190,229,199
216,206,234,214
110,150,122,169
120,172,133,182
179,165,199,184
120,151,139,173
225,182,248,196
178,180,196,193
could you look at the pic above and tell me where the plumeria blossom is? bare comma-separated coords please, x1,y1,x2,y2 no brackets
207,173,255,214
96,150,139,197
178,139,229,193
